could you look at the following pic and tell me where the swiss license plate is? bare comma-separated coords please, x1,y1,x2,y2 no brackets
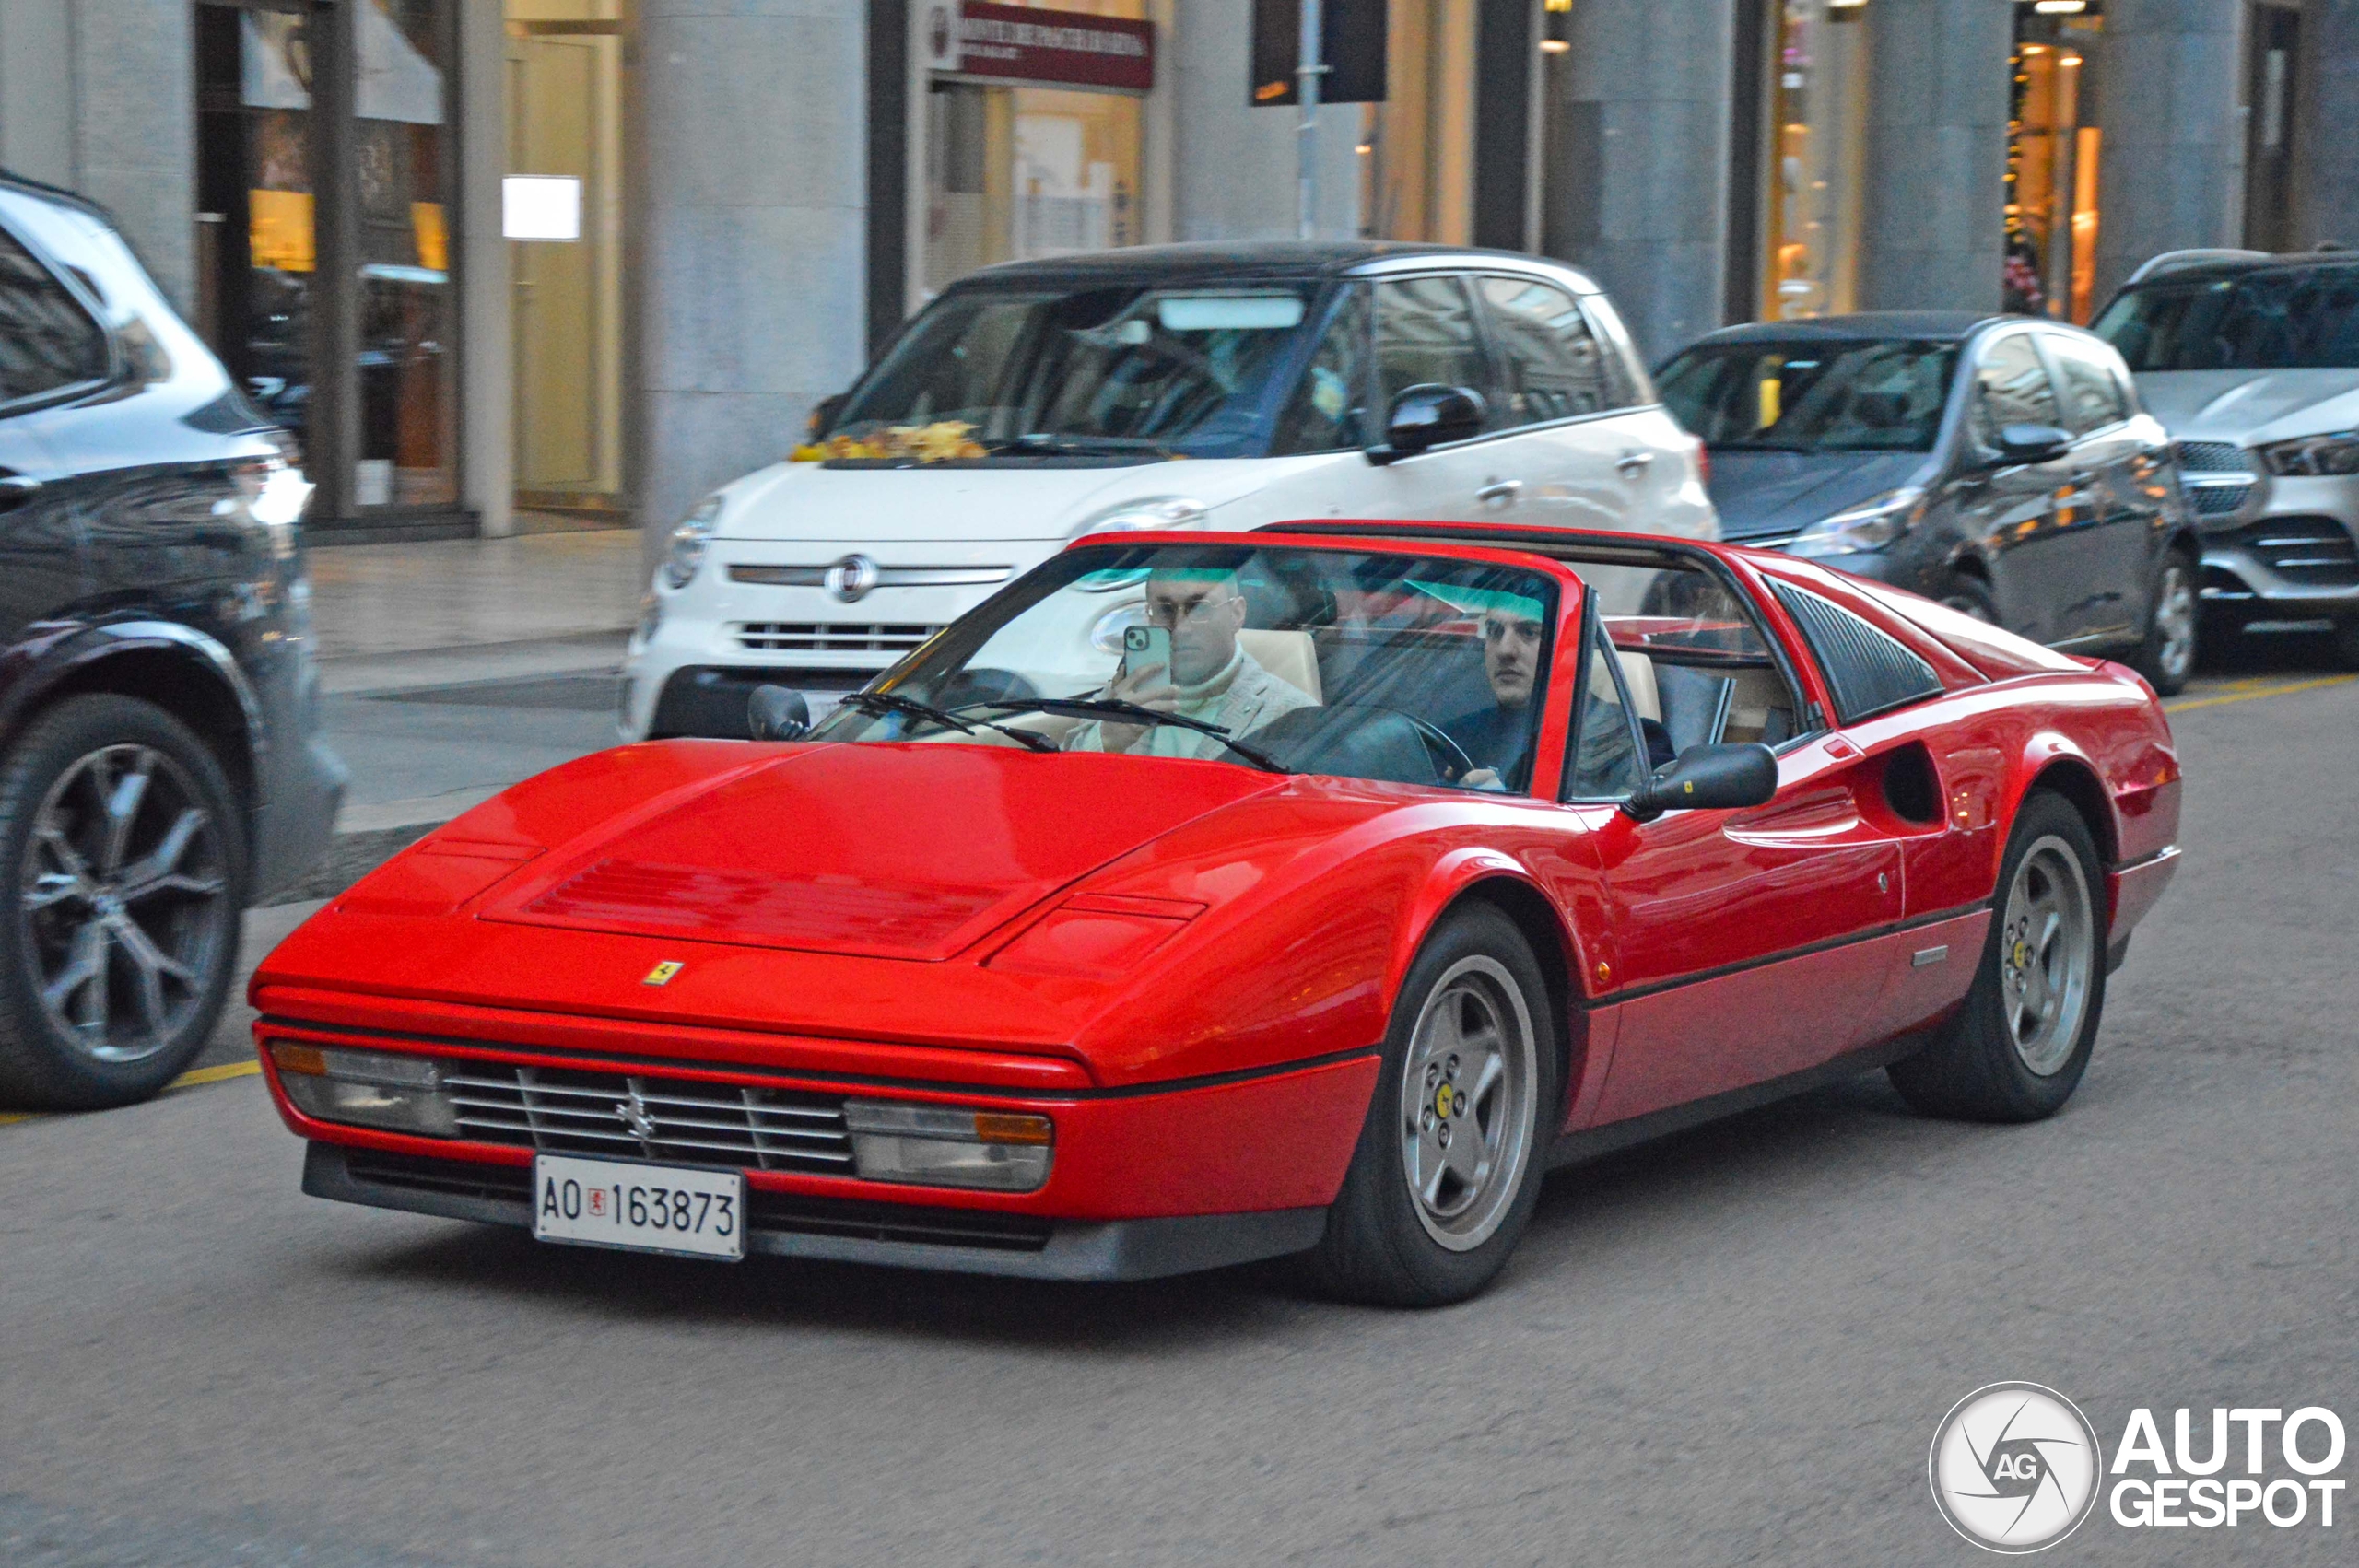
532,1153,746,1261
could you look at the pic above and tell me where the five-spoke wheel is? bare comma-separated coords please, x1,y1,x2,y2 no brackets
1308,903,1555,1305
1890,790,2107,1122
1399,955,1537,1251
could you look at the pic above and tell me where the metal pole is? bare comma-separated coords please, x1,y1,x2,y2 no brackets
1297,0,1324,239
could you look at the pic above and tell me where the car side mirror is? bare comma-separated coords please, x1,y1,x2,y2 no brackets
1620,742,1778,824
748,684,811,742
1994,423,2073,466
1367,383,1485,466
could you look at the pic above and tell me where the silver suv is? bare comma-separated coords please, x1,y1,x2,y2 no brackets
2094,251,2359,666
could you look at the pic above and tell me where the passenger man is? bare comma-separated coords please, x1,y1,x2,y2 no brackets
1065,561,1314,759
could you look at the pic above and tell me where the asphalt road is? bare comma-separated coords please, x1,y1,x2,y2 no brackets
2,658,2353,1567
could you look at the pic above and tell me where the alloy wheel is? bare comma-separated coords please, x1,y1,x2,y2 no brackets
1399,955,1538,1251
1997,836,2095,1077
19,743,231,1064
2154,561,2198,683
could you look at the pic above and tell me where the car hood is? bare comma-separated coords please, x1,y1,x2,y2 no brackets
472,743,1285,962
1702,450,1931,541
2132,369,2359,443
710,457,1280,543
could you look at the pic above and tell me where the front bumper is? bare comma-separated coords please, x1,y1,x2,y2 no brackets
620,537,1065,739
303,1141,1328,1281
2190,473,2359,622
260,1016,1378,1281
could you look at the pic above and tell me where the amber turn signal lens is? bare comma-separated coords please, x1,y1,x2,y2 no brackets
268,1040,327,1076
973,1112,1054,1146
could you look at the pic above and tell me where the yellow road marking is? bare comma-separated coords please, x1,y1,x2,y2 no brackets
0,1058,260,1126
2166,674,2356,713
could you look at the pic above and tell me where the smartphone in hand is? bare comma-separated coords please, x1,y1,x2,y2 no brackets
1121,624,1171,684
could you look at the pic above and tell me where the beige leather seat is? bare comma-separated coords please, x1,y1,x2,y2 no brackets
1239,629,1323,703
1614,649,1661,722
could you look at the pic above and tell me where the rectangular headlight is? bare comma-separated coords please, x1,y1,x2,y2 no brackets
268,1041,459,1139
842,1099,1053,1192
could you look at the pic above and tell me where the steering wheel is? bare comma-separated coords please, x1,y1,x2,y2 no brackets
1370,706,1477,784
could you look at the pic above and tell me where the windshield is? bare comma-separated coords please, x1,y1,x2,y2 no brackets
1656,339,1958,452
826,281,1329,461
807,543,1561,793
2094,266,2359,370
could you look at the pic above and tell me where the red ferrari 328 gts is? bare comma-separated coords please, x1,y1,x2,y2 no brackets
254,524,2180,1305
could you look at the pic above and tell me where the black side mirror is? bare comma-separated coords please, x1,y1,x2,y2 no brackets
1367,383,1485,466
748,684,811,742
1995,423,2073,465
1620,742,1778,824
808,392,848,440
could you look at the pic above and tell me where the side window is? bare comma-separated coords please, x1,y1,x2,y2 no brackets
2044,333,2130,436
1563,616,1649,801
1970,332,2060,446
1372,275,1502,433
0,222,107,406
1580,294,1652,408
1271,287,1368,455
1770,581,1942,725
1477,275,1608,427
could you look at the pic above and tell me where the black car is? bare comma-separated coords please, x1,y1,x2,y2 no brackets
0,172,343,1108
1656,312,2204,693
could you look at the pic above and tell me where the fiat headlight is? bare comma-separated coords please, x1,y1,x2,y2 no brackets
2259,431,2359,476
1067,495,1207,540
1785,486,1926,556
662,494,724,589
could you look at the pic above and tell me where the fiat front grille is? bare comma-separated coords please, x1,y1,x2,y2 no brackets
733,622,945,653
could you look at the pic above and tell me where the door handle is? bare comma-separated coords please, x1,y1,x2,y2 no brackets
1475,478,1521,505
0,474,41,514
1615,449,1656,478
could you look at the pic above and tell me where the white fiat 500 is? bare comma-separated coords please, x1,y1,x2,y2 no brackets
621,240,1717,738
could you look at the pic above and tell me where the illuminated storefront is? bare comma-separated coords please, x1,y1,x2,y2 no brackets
2005,0,2105,322
194,0,462,530
918,1,1153,296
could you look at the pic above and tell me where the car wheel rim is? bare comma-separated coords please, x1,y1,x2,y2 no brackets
1399,955,1538,1252
2154,564,2197,680
1997,837,2095,1078
1942,591,1996,625
18,743,230,1065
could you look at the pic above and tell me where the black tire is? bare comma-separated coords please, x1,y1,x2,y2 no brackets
2130,549,2200,696
1888,792,2107,1122
1304,902,1558,1306
0,696,248,1109
1935,573,2001,626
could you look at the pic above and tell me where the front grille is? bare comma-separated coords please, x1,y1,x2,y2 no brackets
2188,481,2254,516
734,622,945,653
2175,440,2256,474
442,1063,855,1175
340,1149,1051,1252
2214,515,2359,586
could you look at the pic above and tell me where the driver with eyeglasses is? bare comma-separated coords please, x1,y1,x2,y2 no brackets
1063,563,1313,759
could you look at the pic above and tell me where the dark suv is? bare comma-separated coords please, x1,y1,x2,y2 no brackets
1657,313,2204,693
0,173,343,1108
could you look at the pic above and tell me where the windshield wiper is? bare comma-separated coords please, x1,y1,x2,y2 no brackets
839,690,1059,753
999,433,1180,459
969,697,1291,774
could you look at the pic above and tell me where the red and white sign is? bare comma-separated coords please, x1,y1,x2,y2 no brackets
928,1,1156,94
